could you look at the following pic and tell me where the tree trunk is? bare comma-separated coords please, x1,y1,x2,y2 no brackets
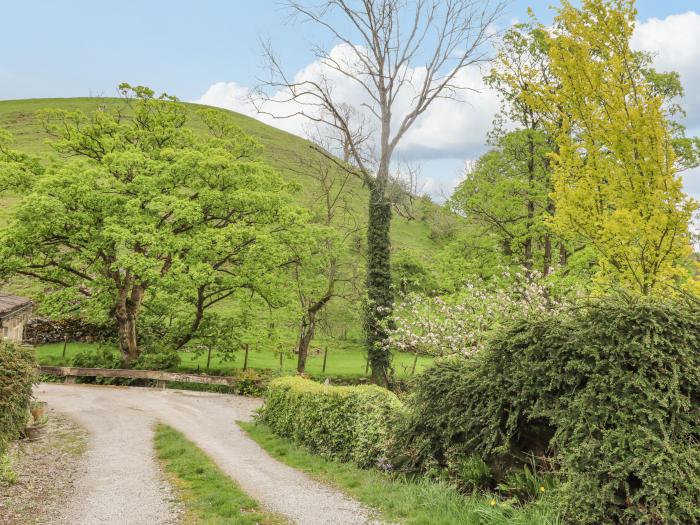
365,178,393,386
524,132,536,278
115,284,144,365
297,312,317,374
116,309,139,364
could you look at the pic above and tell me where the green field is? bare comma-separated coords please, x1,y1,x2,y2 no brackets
36,341,434,380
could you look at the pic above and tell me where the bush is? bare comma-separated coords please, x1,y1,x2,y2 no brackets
0,341,37,455
259,376,403,467
134,349,181,371
71,346,123,369
395,296,700,524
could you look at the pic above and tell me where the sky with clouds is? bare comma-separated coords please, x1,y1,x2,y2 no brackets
1,0,699,200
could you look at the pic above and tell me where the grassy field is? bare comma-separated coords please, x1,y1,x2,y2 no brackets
36,341,434,379
154,424,286,525
240,422,560,525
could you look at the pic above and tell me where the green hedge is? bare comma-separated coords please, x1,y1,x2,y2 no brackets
395,296,700,524
259,376,403,467
0,341,37,455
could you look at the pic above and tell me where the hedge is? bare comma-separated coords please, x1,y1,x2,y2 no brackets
0,341,37,455
394,296,700,524
258,376,403,467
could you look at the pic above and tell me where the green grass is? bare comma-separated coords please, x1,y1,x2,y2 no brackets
239,422,561,525
154,424,286,525
36,341,434,379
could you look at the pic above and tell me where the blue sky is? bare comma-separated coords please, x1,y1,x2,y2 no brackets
2,0,700,199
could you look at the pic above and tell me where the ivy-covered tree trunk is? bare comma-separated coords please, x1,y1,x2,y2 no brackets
365,179,393,386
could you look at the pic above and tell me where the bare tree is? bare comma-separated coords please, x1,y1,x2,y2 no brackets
255,0,505,385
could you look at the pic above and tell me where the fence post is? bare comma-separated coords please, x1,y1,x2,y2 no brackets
322,346,328,373
365,354,370,375
62,336,68,359
411,350,419,375
206,346,212,373
243,343,249,371
279,350,283,370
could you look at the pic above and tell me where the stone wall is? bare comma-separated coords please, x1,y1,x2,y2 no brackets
23,317,115,346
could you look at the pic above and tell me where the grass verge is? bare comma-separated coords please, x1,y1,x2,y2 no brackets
154,424,286,525
239,422,560,525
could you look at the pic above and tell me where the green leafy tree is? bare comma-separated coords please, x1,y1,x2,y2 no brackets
525,0,697,294
0,84,309,364
450,129,555,278
287,150,362,373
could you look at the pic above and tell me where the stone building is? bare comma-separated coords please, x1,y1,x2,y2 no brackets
0,294,33,344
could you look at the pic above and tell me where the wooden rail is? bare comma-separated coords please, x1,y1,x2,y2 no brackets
39,366,236,387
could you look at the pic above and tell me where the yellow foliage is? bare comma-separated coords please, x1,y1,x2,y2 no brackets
525,0,697,294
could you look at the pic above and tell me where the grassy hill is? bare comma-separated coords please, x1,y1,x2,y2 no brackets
0,97,455,373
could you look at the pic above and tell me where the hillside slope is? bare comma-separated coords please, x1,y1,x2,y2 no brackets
0,97,457,359
0,98,443,255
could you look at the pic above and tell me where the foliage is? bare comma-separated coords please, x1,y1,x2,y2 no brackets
242,421,560,525
154,424,285,525
134,348,181,371
392,250,439,295
525,0,697,294
450,131,557,278
0,341,36,456
385,276,559,357
0,84,310,364
71,346,123,370
396,295,700,524
258,376,403,467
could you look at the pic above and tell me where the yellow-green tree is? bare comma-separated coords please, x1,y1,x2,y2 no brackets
527,0,696,294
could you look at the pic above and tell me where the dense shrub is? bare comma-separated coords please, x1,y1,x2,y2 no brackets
71,346,123,369
259,376,403,467
0,341,37,455
395,296,700,524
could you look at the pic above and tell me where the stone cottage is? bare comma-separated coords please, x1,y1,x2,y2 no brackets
0,293,33,344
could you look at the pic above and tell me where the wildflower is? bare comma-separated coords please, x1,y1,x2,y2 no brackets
490,498,497,506
540,485,546,493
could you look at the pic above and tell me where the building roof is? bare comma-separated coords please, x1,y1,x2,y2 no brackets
0,294,33,317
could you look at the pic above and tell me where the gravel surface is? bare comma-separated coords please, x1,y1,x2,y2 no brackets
36,383,381,525
0,412,87,525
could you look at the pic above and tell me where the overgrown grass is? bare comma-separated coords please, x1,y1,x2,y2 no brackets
36,342,433,379
239,422,560,525
154,424,286,525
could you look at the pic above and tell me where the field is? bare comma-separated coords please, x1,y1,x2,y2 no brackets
36,341,434,380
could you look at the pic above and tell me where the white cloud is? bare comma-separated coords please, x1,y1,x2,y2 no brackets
196,81,256,116
194,43,497,166
632,11,700,128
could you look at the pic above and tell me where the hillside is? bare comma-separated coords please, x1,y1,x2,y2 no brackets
0,98,446,253
0,97,459,357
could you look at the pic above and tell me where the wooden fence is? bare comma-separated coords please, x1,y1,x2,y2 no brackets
39,366,236,388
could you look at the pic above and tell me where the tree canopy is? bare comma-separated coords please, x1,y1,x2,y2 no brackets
0,84,310,363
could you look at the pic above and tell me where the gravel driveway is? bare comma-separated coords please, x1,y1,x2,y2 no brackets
36,383,379,525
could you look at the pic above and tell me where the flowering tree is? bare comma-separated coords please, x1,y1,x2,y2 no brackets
384,274,560,358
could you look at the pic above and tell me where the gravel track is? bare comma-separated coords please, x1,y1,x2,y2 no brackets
36,383,380,525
